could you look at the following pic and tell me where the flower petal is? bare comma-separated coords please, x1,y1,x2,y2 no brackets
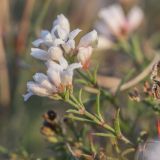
62,39,75,53
60,62,81,86
69,28,82,40
40,30,53,40
95,21,111,37
45,60,63,71
127,6,144,32
77,47,93,65
78,30,98,48
53,14,70,33
60,70,73,86
31,48,48,60
98,5,125,36
33,73,54,91
56,26,69,40
47,69,61,87
27,81,51,97
97,36,113,50
67,62,82,72
23,92,34,101
59,57,68,69
48,47,63,61
32,39,44,47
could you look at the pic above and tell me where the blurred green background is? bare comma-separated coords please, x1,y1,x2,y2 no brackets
1,0,160,158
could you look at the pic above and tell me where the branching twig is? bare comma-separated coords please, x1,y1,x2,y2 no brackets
97,53,160,93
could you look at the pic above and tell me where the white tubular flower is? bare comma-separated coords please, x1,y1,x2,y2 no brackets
47,69,61,88
62,29,82,53
127,6,144,32
32,30,64,47
96,4,144,49
48,46,63,61
53,14,70,34
78,30,98,48
52,15,81,53
46,59,82,87
76,30,98,69
23,81,51,101
33,73,55,91
98,4,125,37
31,46,66,63
60,63,82,86
23,73,58,101
77,47,93,70
23,92,34,101
32,14,81,55
24,14,97,101
31,48,49,60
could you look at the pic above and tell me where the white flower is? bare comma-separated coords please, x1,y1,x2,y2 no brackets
31,48,49,60
77,47,93,70
62,28,82,53
78,30,98,48
24,58,82,101
32,30,64,47
31,46,65,63
32,14,81,53
127,6,144,32
23,81,52,101
60,63,82,85
77,30,98,69
23,73,58,101
53,14,70,34
33,73,55,91
46,59,82,86
32,14,70,48
96,4,144,49
48,47,63,61
24,14,98,101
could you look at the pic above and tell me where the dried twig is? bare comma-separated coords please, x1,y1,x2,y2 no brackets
97,53,160,93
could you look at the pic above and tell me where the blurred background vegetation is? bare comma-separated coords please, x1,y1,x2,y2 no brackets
1,0,160,159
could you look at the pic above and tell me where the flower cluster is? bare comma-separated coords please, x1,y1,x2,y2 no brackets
95,4,144,49
23,14,98,101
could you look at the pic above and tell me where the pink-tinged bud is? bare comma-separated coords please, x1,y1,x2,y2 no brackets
77,47,93,70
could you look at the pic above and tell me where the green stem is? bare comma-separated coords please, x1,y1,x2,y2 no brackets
66,96,116,135
66,99,79,109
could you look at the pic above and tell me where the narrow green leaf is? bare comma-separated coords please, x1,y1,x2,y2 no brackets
66,115,94,123
78,89,83,104
93,64,99,84
75,79,89,85
66,109,80,114
96,92,104,121
92,132,115,138
131,35,144,64
114,108,121,137
64,89,70,101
